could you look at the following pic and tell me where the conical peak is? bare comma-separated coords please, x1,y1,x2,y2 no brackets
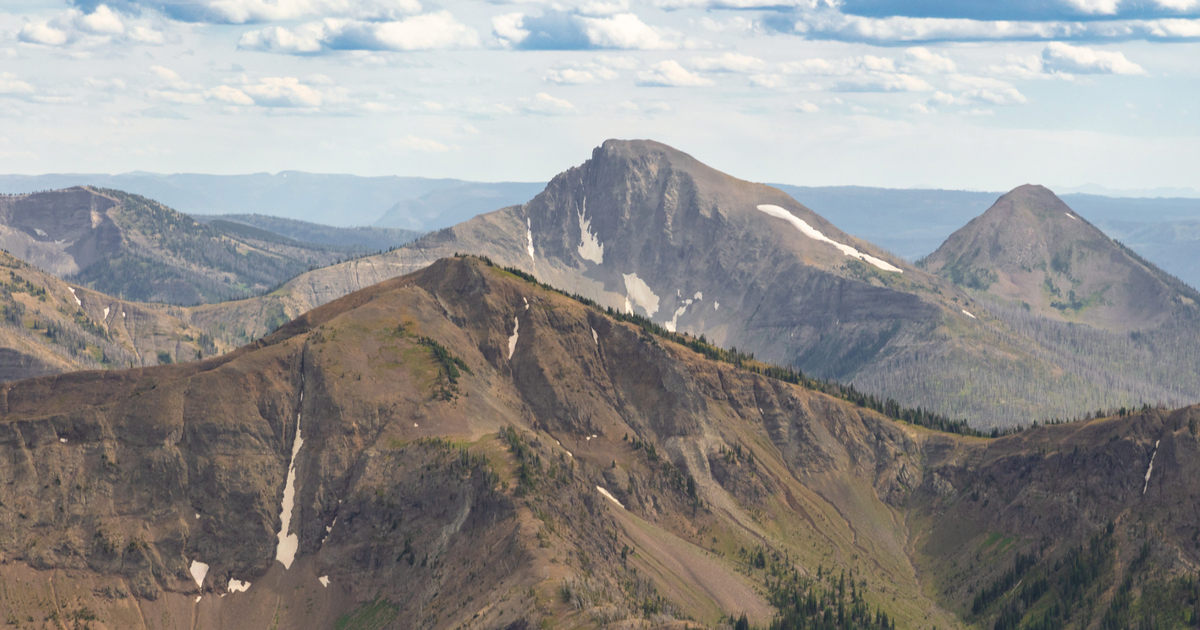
990,184,1076,221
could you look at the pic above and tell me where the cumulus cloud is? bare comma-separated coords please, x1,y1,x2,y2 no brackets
795,100,820,113
903,47,956,73
239,12,480,53
0,73,34,95
114,0,422,24
18,5,165,48
690,52,767,73
1041,42,1146,74
780,8,1200,43
543,58,622,84
519,92,578,115
492,10,678,49
749,73,786,88
834,0,1200,20
636,60,714,86
835,73,932,92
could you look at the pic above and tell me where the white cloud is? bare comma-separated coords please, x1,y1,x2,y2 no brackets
84,77,127,92
835,73,932,92
151,65,182,82
690,52,767,73
203,0,422,23
1042,42,1146,75
240,77,324,107
749,73,786,88
393,135,451,152
582,13,677,49
1063,0,1121,14
0,73,34,95
17,6,165,48
636,60,714,86
795,100,820,113
239,12,480,53
520,92,577,115
545,68,598,84
909,102,935,114
492,13,529,45
204,85,254,105
903,47,956,73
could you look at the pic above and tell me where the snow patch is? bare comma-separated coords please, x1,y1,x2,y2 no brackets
227,579,250,593
195,596,202,603
103,307,110,320
34,228,47,237
59,438,67,443
596,486,624,509
665,305,688,333
274,411,305,570
1143,440,1160,495
714,302,719,311
1065,213,1077,220
121,311,125,318
507,317,520,360
576,197,604,264
319,576,331,588
68,287,81,306
622,273,659,317
694,292,702,300
962,309,976,319
756,204,903,273
623,297,632,315
591,327,598,346
195,513,200,519
526,218,535,261
189,560,209,588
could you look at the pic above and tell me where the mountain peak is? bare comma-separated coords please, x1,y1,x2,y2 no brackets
924,184,1198,329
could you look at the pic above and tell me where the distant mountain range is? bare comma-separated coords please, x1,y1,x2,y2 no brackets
193,214,422,253
4,173,1194,290
170,140,1199,428
0,172,542,231
1,255,1196,630
0,187,360,305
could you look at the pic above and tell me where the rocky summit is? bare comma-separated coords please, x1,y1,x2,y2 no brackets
0,256,1197,629
181,140,1200,427
922,184,1200,331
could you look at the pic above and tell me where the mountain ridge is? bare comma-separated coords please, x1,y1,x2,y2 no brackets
172,140,1200,427
0,255,1197,629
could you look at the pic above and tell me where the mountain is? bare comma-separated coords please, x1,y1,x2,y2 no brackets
0,172,467,227
922,184,1200,330
0,172,545,229
766,186,1200,291
769,184,1001,261
182,140,1200,428
0,187,357,305
194,214,423,253
373,182,547,231
0,249,231,382
0,255,1196,629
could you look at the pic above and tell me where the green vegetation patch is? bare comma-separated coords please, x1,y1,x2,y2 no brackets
334,598,399,630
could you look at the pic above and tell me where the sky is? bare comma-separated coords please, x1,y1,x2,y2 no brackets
1,0,1198,191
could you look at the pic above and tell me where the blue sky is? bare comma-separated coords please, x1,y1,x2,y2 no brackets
1,0,1198,191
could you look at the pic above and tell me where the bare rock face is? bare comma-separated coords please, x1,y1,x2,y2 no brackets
923,184,1200,330
171,141,1200,431
1,256,1198,629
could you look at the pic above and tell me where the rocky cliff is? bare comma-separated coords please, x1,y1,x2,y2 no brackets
1,256,1197,629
